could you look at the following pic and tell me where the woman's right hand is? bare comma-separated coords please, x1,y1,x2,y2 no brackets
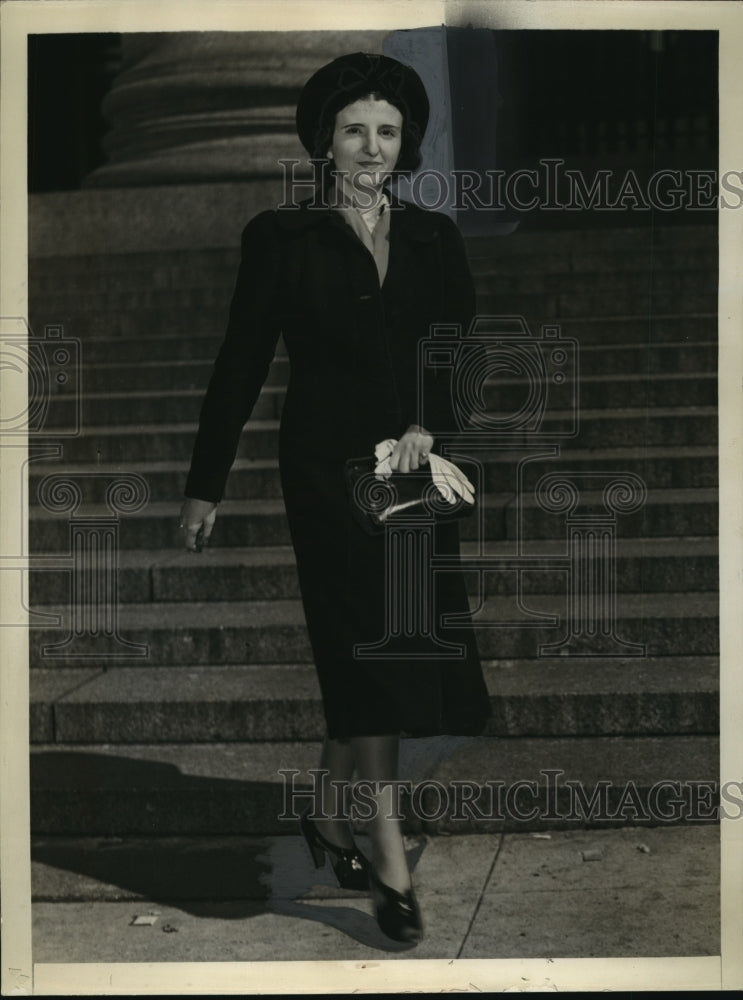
389,424,434,474
180,497,217,552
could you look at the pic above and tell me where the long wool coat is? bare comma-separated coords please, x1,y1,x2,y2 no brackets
185,193,492,740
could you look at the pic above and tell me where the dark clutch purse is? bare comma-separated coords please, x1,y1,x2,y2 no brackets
344,455,476,535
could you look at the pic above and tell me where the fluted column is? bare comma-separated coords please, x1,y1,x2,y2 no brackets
84,31,386,188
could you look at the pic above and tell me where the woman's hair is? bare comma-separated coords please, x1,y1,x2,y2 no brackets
311,89,424,180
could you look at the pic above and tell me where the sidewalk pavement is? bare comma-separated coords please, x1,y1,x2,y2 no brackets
31,823,719,964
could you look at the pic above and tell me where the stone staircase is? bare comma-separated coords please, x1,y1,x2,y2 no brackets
27,220,719,836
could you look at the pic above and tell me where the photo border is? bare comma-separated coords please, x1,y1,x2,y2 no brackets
1,0,741,993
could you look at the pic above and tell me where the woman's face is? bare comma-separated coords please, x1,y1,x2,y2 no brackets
327,96,403,202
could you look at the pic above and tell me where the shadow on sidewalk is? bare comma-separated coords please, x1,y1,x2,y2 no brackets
32,835,272,919
30,749,309,836
31,749,429,949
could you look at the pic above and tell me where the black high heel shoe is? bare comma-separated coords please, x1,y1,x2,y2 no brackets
369,868,424,943
299,808,370,891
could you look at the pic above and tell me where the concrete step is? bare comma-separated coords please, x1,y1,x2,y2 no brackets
50,333,279,363
56,319,718,373
29,247,238,285
28,222,715,283
556,342,716,375
508,486,718,540
453,407,718,449
494,270,716,297
30,404,719,465
29,496,293,550
28,489,718,552
41,386,284,429
24,217,718,839
27,591,719,668
25,319,718,377
36,373,718,431
28,537,719,605
30,269,717,316
467,223,716,258
28,732,720,834
498,373,718,410
32,284,717,335
29,655,718,745
31,307,227,340
29,457,284,503
28,252,716,308
24,419,280,464
30,545,299,604
558,314,716,345
28,229,715,283
477,283,716,320
28,446,718,505
32,284,234,315
503,445,718,491
78,358,288,392
73,341,715,395
471,245,717,277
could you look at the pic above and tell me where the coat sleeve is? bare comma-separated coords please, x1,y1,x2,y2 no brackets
184,211,282,503
402,212,478,436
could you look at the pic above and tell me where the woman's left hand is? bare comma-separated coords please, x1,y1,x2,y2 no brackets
389,424,434,473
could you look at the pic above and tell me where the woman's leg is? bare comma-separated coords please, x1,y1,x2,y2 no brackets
352,734,411,894
311,734,356,849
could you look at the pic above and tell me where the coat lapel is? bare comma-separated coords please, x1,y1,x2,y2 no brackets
275,191,442,299
382,193,440,303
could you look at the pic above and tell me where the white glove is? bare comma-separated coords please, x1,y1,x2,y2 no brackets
429,453,475,506
373,438,398,479
373,440,475,506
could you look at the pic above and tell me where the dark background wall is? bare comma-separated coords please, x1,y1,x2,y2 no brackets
495,30,717,171
28,33,121,193
28,29,718,225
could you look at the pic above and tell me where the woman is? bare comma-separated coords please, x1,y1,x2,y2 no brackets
181,52,491,944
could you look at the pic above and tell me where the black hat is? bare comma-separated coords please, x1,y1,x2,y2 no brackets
295,51,430,157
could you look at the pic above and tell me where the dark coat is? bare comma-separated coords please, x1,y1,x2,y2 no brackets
185,195,492,739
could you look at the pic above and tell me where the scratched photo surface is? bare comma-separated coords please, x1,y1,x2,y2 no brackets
24,25,721,968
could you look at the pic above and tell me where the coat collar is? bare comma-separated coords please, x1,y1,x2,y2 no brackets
275,190,440,243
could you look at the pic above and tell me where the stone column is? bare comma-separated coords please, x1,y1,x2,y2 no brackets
84,31,386,188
